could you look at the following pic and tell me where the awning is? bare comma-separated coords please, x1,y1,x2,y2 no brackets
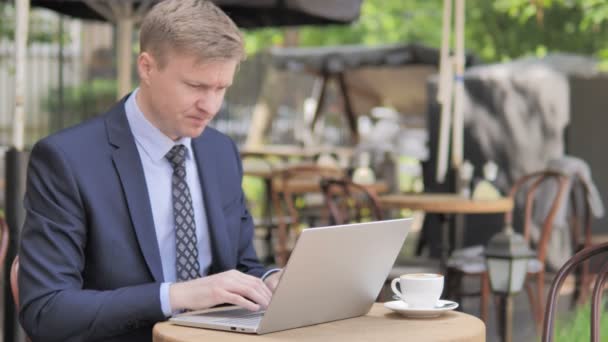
27,0,363,27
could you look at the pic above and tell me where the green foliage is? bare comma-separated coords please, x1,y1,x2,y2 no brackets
243,0,444,53
0,3,70,43
243,0,608,63
45,79,117,132
554,301,608,342
473,0,608,61
242,175,266,219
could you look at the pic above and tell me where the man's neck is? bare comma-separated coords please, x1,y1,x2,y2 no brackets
134,88,180,141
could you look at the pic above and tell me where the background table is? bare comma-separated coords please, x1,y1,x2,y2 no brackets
379,193,513,214
153,303,486,342
378,193,514,270
240,144,353,162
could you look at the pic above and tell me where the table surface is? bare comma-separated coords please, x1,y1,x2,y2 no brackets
242,164,388,194
240,145,353,159
153,303,486,342
275,179,388,194
379,193,513,214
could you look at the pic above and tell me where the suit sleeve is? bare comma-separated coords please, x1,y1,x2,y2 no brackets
19,139,165,342
229,139,268,278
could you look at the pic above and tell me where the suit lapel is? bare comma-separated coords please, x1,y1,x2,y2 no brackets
192,134,234,273
105,101,164,282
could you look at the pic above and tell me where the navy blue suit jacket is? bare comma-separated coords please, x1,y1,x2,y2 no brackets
19,98,267,341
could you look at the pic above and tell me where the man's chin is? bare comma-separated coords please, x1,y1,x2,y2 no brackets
183,126,207,138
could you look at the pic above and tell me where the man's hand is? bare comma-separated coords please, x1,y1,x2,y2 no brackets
169,270,272,312
263,270,283,292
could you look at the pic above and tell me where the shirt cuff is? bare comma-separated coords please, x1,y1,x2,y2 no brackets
262,268,281,280
160,282,173,317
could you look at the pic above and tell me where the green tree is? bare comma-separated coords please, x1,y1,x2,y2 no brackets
0,3,66,43
243,0,608,64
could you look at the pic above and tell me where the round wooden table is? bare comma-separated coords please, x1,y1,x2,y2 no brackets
153,303,486,342
240,145,353,162
379,193,514,214
378,193,514,271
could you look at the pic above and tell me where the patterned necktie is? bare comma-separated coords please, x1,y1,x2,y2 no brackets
166,144,200,281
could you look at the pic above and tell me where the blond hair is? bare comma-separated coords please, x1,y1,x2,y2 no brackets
140,0,245,67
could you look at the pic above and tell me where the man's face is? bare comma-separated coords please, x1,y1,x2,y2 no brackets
137,50,237,140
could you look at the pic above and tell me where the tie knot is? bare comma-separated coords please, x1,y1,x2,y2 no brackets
166,144,187,169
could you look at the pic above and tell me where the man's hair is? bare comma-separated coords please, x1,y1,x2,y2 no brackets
140,0,245,67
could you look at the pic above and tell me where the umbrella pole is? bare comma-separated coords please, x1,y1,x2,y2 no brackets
116,18,134,99
436,0,454,183
12,0,29,151
451,0,466,170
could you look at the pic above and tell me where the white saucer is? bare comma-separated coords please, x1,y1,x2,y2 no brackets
384,300,459,318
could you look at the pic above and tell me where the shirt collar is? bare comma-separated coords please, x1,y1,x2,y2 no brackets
125,88,193,163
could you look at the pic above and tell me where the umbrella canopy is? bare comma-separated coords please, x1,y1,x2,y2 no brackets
27,0,363,27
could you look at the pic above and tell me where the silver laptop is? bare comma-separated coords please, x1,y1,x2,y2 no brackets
169,218,411,334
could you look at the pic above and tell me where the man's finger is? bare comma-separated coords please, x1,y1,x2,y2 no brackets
231,272,272,301
227,281,270,308
223,292,261,312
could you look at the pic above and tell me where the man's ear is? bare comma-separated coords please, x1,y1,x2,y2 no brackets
137,52,155,86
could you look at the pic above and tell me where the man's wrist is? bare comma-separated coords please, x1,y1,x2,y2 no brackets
168,282,187,314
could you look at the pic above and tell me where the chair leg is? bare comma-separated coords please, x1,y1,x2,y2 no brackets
525,279,540,334
480,273,490,323
536,272,545,331
571,263,582,309
445,268,461,302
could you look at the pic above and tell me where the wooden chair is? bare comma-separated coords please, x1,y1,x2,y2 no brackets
11,255,19,311
542,242,608,342
11,255,31,342
270,164,345,266
319,178,383,225
0,216,10,270
446,171,569,327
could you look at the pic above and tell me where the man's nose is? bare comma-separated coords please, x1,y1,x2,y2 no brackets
195,93,222,114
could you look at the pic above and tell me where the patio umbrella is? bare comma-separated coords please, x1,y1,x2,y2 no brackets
26,0,364,98
29,0,363,27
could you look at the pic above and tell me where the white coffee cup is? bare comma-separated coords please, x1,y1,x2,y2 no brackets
391,273,444,309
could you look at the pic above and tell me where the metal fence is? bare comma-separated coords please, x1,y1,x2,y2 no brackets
0,40,83,147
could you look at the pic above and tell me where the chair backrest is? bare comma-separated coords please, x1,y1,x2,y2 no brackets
542,242,608,342
320,178,383,225
270,164,345,265
504,171,569,264
271,164,345,228
11,255,19,311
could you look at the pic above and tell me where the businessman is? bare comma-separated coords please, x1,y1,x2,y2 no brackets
19,1,280,341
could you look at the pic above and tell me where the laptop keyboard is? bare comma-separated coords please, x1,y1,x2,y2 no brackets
197,308,265,327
